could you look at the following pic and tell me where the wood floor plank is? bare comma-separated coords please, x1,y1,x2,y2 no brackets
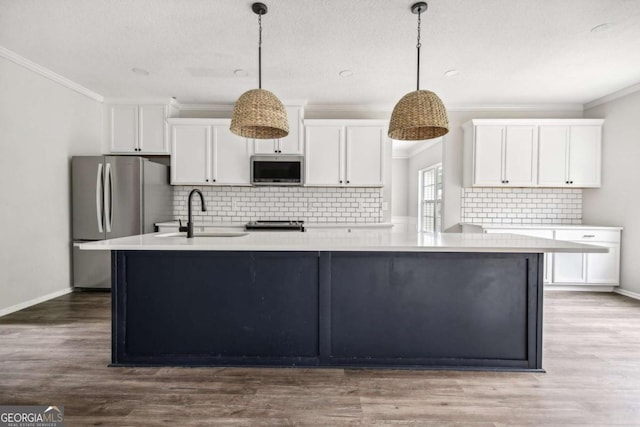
1,291,639,425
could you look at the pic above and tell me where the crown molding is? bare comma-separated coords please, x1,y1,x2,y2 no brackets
305,103,584,114
305,104,394,113
0,45,104,103
584,81,640,110
177,99,308,112
446,103,584,112
104,97,178,105
177,103,234,112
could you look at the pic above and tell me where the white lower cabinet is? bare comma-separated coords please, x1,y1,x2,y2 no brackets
485,227,621,289
552,231,621,286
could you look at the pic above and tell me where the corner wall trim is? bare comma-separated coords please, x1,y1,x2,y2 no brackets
584,81,640,110
614,288,640,301
0,288,73,318
0,45,104,103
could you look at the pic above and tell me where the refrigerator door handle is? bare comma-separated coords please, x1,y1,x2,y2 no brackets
105,162,113,233
96,163,104,233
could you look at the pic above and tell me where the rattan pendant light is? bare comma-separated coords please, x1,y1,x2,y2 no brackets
230,2,289,139
388,2,449,141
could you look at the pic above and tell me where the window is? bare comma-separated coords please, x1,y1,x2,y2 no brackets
418,163,443,232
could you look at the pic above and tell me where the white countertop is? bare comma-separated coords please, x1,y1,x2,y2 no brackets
156,221,394,229
461,223,623,231
80,230,605,253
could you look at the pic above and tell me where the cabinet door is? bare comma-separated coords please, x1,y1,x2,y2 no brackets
473,126,504,186
171,125,211,185
552,252,586,283
538,126,569,186
586,243,619,284
504,126,537,186
569,126,601,187
110,105,138,153
277,106,302,154
253,139,277,154
213,125,251,185
139,105,168,153
345,126,384,186
305,126,343,186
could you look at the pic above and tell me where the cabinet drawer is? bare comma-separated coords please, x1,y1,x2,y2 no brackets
555,229,620,243
485,229,554,239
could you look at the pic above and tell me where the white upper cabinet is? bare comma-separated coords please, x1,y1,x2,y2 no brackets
304,120,386,187
169,119,252,186
139,105,169,153
473,126,506,186
109,104,172,154
463,119,603,188
568,126,601,187
538,125,601,187
212,125,251,185
346,126,385,186
110,105,138,153
253,106,303,154
469,124,537,187
305,125,344,186
171,125,210,185
537,126,568,186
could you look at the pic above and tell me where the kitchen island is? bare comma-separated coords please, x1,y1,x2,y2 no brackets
81,230,604,371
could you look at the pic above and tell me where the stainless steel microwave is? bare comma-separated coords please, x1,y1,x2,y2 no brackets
250,155,304,186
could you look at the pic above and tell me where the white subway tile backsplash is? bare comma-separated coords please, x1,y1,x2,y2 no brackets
172,186,383,223
461,188,582,225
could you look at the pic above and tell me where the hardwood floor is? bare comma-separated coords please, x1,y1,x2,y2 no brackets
1,291,639,426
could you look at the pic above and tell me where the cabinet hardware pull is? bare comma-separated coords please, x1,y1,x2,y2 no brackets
347,180,350,184
339,180,343,183
582,234,595,238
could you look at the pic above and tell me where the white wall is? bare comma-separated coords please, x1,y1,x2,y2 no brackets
0,56,103,315
583,90,640,295
391,158,409,217
407,142,442,222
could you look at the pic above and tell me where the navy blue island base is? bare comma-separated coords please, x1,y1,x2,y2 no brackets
111,250,544,371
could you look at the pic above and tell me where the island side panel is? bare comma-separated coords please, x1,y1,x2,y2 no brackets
112,250,320,366
328,252,542,369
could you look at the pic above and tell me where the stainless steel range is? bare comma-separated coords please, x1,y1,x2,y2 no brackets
245,220,305,232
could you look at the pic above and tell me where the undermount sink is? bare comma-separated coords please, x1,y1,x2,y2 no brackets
155,231,248,238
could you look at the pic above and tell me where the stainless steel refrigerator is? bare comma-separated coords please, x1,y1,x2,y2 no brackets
71,156,173,289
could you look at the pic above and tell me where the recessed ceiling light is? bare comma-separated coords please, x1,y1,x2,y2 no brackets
233,69,248,77
590,23,612,33
444,69,459,77
131,67,149,76
339,70,354,78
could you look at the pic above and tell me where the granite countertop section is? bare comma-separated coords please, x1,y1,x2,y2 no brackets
79,230,605,253
461,223,623,231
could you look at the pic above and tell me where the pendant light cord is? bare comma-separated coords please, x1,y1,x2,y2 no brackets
416,9,422,91
258,13,263,89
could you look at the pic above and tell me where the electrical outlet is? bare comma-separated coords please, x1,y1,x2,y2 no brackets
232,198,238,211
382,202,389,211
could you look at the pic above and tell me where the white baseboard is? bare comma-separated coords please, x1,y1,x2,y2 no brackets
0,288,73,318
614,288,640,301
545,284,614,292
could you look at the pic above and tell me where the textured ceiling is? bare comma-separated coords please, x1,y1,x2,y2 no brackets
1,0,640,107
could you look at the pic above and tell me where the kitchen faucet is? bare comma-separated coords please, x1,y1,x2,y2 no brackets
179,189,207,238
